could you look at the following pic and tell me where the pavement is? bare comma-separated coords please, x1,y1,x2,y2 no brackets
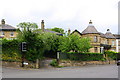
2,64,118,78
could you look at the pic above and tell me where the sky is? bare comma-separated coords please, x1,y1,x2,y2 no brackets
0,0,119,34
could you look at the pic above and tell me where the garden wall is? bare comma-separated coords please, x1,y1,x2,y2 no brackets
59,60,116,67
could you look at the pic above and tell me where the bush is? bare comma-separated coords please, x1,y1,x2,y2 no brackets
1,53,21,62
50,59,58,67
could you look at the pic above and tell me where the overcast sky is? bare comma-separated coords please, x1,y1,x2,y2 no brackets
0,0,119,34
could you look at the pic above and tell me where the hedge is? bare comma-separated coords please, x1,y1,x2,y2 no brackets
60,52,105,61
1,39,21,62
104,51,117,60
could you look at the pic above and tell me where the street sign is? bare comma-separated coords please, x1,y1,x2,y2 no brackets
21,42,27,52
57,52,59,59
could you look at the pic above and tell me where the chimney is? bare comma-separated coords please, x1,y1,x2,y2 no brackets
68,28,71,35
107,29,110,31
106,29,111,33
41,20,45,32
89,20,92,24
1,19,5,24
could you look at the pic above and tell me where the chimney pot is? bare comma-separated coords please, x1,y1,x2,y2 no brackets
1,19,5,24
89,20,92,24
107,29,110,31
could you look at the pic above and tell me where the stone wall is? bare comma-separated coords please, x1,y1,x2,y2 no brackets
59,60,116,67
2,60,116,68
2,61,36,68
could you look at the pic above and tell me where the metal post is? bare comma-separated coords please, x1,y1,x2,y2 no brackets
21,52,24,67
57,52,60,65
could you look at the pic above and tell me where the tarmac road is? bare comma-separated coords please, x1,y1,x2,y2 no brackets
2,64,118,78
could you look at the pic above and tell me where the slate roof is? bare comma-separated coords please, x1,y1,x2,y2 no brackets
105,29,116,39
71,29,82,35
44,29,63,35
82,20,99,34
99,32,106,38
35,29,63,36
113,34,120,39
73,20,117,39
0,19,16,31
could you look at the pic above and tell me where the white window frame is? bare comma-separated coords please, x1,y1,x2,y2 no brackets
112,40,115,46
94,36,97,42
1,31,4,36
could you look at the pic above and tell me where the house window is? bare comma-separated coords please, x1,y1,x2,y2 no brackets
105,40,107,44
112,40,115,46
94,47,98,53
10,32,14,36
94,36,97,42
119,41,120,46
1,31,5,36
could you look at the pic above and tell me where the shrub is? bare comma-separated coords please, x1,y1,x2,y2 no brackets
2,53,21,62
50,59,58,67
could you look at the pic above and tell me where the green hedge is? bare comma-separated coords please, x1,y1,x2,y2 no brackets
104,51,117,60
1,39,21,62
60,52,105,61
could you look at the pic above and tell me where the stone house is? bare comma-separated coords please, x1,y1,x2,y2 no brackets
71,20,118,53
0,19,17,39
114,34,120,52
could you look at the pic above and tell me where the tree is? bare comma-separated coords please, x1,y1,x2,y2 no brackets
59,34,91,53
17,22,44,68
17,22,38,31
42,32,62,58
51,27,64,34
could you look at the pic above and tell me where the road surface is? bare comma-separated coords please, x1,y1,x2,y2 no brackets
2,64,118,78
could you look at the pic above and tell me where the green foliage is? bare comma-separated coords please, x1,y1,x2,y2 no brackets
50,59,64,68
1,53,21,62
59,34,91,53
17,22,38,31
1,39,21,62
42,32,63,58
50,27,64,34
42,32,61,52
17,22,45,61
104,50,117,60
60,52,104,61
50,59,58,67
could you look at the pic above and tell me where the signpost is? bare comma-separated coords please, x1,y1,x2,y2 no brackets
20,42,27,67
57,52,60,65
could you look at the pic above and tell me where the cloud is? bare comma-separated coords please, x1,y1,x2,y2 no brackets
1,0,119,34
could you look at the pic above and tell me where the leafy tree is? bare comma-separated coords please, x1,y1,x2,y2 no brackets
17,22,38,31
17,22,45,62
42,32,62,58
59,34,91,53
50,27,64,34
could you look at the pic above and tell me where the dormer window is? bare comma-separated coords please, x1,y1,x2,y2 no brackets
94,36,97,42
